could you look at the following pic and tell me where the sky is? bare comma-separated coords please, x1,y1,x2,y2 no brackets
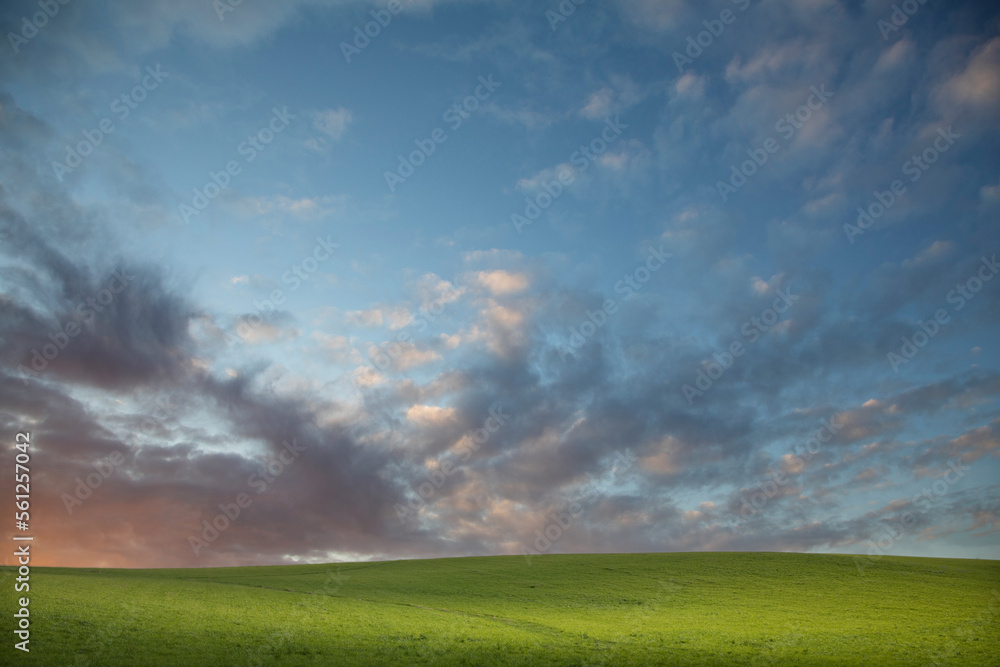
0,0,998,569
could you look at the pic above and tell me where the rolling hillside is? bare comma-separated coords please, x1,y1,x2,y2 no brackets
3,552,998,665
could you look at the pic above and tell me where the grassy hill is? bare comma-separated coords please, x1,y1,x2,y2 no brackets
3,552,998,665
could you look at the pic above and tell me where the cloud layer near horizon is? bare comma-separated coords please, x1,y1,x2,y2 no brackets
0,0,998,567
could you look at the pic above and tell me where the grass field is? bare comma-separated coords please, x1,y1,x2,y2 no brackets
3,552,998,665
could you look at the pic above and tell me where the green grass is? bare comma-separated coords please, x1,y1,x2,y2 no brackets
3,552,998,665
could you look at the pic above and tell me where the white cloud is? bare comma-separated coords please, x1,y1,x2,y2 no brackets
581,88,615,120
750,273,786,295
312,107,353,142
481,102,560,130
675,73,704,97
235,194,349,221
348,309,385,328
874,38,915,73
598,151,629,170
367,341,441,371
312,333,362,364
473,270,530,296
902,240,954,268
346,306,412,330
724,40,828,85
412,273,464,310
981,181,1000,210
934,37,1000,117
351,365,385,388
516,162,578,193
579,75,644,120
406,404,457,427
238,320,299,345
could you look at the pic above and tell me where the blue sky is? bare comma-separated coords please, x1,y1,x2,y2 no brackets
1,0,998,568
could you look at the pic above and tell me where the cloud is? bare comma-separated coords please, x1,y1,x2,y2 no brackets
0,0,466,83
581,88,615,120
901,240,955,269
516,163,577,193
933,37,1000,118
3,1,999,569
750,274,786,296
346,306,412,329
579,75,644,120
916,419,1000,467
616,0,689,31
981,181,1000,209
236,194,350,221
312,107,353,142
473,270,530,296
675,73,705,97
312,333,361,364
348,309,385,327
234,318,300,345
367,341,441,371
406,404,457,427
